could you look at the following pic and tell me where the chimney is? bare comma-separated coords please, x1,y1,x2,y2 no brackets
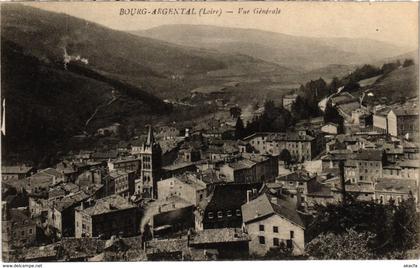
246,190,252,203
80,202,84,210
270,196,277,204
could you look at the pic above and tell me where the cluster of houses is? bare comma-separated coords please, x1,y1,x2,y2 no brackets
2,91,419,261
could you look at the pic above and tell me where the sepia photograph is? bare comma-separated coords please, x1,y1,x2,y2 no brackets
0,1,419,263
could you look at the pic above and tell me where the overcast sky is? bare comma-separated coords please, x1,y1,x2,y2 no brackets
25,2,418,49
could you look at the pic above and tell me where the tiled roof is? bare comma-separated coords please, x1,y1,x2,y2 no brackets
375,178,417,193
7,209,36,227
336,101,361,116
306,181,333,197
228,159,256,170
175,172,207,191
53,191,90,212
398,160,420,168
241,193,305,228
41,168,63,177
162,162,196,171
206,183,262,211
190,228,250,245
79,195,135,216
277,171,313,182
334,183,375,193
146,238,188,254
2,165,33,174
392,108,419,116
60,237,105,259
352,149,383,161
23,244,57,260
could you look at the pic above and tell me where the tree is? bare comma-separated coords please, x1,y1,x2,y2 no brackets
230,106,242,118
306,229,375,260
403,59,415,67
234,117,245,139
392,195,418,251
279,149,292,165
307,199,419,258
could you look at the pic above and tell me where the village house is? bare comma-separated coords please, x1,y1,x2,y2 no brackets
374,178,418,204
277,171,316,196
382,164,402,179
102,170,136,199
2,205,37,252
161,162,197,179
398,160,420,181
402,141,419,159
48,190,91,238
189,228,250,259
387,108,419,138
332,183,375,202
76,169,104,188
241,193,306,256
219,154,278,184
304,180,335,208
243,131,323,162
373,107,391,134
321,149,353,174
75,195,139,239
157,172,207,206
344,149,384,184
108,157,140,174
91,150,118,162
202,183,261,229
1,165,35,181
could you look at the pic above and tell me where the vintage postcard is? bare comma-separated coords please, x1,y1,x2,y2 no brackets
0,1,419,264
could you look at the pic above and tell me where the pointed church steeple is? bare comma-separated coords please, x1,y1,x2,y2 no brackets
146,124,155,145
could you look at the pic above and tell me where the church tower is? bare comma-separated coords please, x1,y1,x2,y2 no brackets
136,125,162,199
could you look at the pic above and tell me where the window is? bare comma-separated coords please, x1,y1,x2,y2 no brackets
259,236,265,244
227,210,232,217
273,238,280,246
208,212,214,219
236,209,241,216
217,211,223,219
259,225,265,231
273,226,278,233
21,231,24,236
290,231,294,239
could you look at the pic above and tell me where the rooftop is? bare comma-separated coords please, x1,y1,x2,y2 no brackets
375,178,417,193
306,181,333,197
2,165,33,174
206,183,262,211
277,171,313,182
241,193,305,228
228,159,256,170
53,191,90,212
352,149,383,161
78,195,135,216
190,228,250,245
